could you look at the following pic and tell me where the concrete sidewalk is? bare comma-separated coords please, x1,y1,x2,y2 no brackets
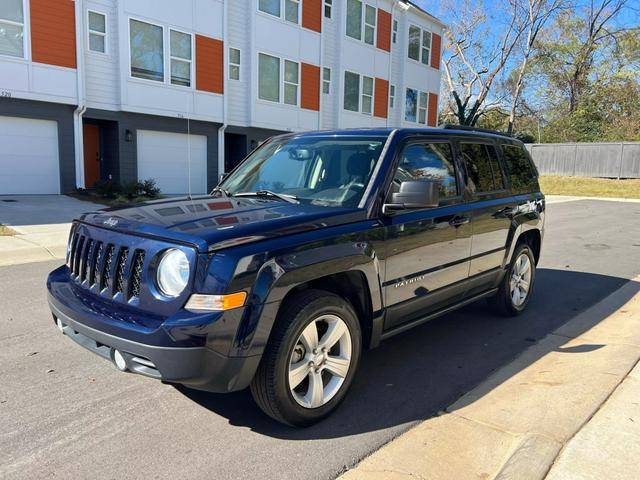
0,196,104,267
340,276,640,480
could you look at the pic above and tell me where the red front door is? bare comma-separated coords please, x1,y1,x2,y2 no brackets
83,124,100,188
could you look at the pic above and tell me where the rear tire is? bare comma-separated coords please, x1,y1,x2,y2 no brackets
490,242,536,317
250,289,362,427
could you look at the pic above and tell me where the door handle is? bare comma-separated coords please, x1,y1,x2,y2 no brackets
449,215,470,227
494,206,518,218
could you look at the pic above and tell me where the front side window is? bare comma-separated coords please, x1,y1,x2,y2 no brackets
258,53,280,102
222,135,387,208
344,71,360,112
502,145,537,194
259,0,281,17
170,30,191,86
346,0,362,40
284,59,299,105
361,76,374,114
0,0,24,58
322,67,331,94
88,11,107,54
285,0,299,24
229,47,241,80
364,4,376,45
130,19,164,82
391,143,458,202
408,25,420,61
405,88,417,122
324,0,332,18
460,143,504,193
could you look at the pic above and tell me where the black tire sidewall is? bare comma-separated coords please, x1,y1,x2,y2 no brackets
271,294,362,426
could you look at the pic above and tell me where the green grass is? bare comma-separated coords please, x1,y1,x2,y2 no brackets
0,224,17,236
539,176,640,199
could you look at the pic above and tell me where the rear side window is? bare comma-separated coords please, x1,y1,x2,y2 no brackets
502,144,537,194
391,142,458,202
459,143,504,193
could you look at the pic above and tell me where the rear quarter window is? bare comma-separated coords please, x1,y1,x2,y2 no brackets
502,144,538,194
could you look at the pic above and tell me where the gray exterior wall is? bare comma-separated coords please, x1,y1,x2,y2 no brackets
526,142,640,179
85,108,223,191
225,125,286,153
0,97,77,193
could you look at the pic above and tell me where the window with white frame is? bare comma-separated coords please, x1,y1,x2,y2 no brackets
259,0,300,24
130,19,164,82
0,0,25,58
170,30,192,86
283,59,299,105
389,84,396,109
88,11,107,54
408,24,432,65
258,53,299,106
344,71,374,115
229,47,241,81
392,19,398,43
346,0,378,46
361,75,373,114
405,88,428,124
322,67,331,94
324,0,332,18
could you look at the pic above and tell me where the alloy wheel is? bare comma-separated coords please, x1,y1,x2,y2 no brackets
510,253,532,307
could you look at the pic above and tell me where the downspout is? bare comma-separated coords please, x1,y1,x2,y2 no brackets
318,9,324,130
73,0,86,190
386,1,399,128
216,0,229,182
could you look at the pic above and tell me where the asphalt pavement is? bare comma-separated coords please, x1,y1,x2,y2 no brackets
1,199,640,480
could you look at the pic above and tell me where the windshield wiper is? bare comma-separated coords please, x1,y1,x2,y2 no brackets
235,190,299,204
210,187,232,198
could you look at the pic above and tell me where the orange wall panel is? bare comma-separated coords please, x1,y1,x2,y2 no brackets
374,78,389,119
302,0,322,33
376,9,391,52
30,0,76,69
196,35,224,94
428,93,439,126
431,33,442,70
301,63,320,111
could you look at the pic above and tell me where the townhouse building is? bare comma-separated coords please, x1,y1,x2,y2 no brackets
0,0,444,196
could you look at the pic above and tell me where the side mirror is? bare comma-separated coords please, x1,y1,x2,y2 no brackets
383,180,440,214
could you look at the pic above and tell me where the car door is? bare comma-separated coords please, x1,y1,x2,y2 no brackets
382,139,474,331
458,140,517,296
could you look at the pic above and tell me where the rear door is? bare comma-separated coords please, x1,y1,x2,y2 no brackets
458,140,516,295
382,139,473,331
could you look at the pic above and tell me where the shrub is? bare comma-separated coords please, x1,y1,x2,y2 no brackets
94,180,120,198
141,178,161,198
121,180,144,199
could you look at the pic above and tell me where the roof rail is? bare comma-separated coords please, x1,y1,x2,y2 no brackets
443,124,512,137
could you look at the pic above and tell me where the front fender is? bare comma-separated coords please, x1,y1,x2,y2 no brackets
230,240,382,357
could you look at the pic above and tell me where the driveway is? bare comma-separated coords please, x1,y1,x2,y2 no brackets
1,199,640,479
0,195,104,266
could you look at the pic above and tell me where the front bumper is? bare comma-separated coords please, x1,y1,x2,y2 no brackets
47,268,261,393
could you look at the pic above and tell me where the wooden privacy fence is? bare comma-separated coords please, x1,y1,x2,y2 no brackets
525,142,640,179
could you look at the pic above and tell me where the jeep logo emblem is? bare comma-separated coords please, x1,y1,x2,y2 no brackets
103,217,119,227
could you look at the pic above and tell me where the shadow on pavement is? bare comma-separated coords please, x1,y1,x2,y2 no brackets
177,268,639,440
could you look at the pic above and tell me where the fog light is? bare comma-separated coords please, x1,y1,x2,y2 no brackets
56,318,65,333
112,349,128,372
185,292,247,312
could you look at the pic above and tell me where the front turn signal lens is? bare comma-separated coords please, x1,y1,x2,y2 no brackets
185,292,247,312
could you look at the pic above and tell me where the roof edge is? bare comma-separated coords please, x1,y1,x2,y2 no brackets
403,1,448,30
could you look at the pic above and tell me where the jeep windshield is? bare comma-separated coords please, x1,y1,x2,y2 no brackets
220,135,388,207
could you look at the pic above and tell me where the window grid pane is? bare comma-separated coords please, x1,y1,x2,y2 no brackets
324,0,332,18
130,19,164,82
405,88,417,122
259,0,280,17
346,0,362,40
408,25,420,61
361,76,373,114
229,47,240,65
258,53,280,102
364,5,376,45
0,0,24,23
171,58,191,86
285,0,299,24
344,71,360,112
284,60,299,106
89,33,106,53
229,65,240,81
170,30,191,60
389,85,395,109
0,21,23,57
89,12,106,33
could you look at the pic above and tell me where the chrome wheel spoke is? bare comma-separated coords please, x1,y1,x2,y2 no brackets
289,360,310,389
299,322,319,351
319,319,347,351
306,371,325,408
519,279,530,292
511,286,521,305
324,355,350,378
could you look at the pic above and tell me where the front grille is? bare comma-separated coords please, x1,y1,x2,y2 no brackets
114,248,129,294
101,244,115,291
129,250,145,298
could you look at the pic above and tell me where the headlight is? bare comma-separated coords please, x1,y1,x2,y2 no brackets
157,249,190,297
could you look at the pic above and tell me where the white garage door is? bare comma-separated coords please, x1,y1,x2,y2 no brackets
137,130,207,195
0,116,60,194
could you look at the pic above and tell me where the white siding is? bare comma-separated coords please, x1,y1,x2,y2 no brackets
84,0,121,110
227,0,251,125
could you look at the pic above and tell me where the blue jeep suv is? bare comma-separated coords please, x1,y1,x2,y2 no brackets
48,127,544,426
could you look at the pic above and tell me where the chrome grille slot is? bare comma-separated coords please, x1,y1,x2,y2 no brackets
129,250,145,299
90,241,103,286
114,247,129,295
73,236,85,276
68,232,79,269
80,239,93,282
101,244,115,291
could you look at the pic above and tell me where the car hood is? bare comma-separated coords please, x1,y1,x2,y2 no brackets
79,195,366,252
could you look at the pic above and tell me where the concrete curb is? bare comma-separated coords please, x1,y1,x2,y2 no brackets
340,276,640,480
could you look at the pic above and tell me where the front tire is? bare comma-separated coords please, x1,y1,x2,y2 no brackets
490,242,536,316
250,290,362,427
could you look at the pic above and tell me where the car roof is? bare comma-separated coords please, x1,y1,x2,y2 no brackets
276,127,521,144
